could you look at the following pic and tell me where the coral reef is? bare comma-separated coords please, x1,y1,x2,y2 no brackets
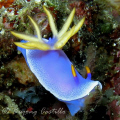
106,0,120,10
0,37,17,65
0,0,119,119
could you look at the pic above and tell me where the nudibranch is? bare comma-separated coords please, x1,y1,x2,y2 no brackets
11,6,102,116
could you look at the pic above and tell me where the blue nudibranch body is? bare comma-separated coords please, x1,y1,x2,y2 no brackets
11,6,102,116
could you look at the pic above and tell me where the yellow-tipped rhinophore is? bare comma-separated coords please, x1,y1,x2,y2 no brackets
71,64,77,77
28,15,43,43
72,17,85,36
23,42,50,50
14,41,50,50
43,6,58,37
58,8,75,38
11,6,85,51
11,31,39,42
14,42,36,49
54,26,75,49
85,66,91,74
55,16,85,49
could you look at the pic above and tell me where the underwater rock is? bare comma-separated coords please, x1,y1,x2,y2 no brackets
0,93,26,120
6,57,39,85
69,1,92,25
106,0,120,9
107,100,120,120
14,87,40,103
0,37,17,65
0,66,15,89
114,73,120,95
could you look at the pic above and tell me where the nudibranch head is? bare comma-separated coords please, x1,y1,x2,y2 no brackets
11,6,85,50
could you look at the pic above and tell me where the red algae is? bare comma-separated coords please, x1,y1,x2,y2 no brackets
0,0,15,8
107,100,120,120
69,1,92,25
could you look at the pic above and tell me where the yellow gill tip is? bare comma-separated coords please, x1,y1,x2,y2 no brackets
71,64,77,77
85,66,91,74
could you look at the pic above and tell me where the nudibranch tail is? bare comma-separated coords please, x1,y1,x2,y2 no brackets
85,66,91,79
43,6,58,37
27,15,43,43
71,64,77,77
58,8,75,38
65,98,85,116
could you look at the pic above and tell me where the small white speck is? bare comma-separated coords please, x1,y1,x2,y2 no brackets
4,10,8,14
0,29,5,35
78,38,80,42
8,11,14,16
113,43,116,46
35,0,41,3
116,70,120,73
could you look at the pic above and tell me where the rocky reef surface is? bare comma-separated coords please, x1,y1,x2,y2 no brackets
0,0,120,120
